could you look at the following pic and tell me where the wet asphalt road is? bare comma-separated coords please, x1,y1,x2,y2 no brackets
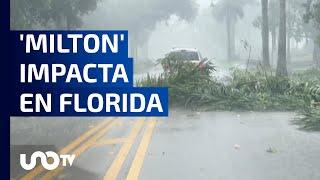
10,111,320,180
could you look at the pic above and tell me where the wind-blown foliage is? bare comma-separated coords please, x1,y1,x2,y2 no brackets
294,107,320,131
137,55,320,130
11,0,100,29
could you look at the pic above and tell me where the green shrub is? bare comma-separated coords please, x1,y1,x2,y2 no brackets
137,57,320,130
294,107,320,131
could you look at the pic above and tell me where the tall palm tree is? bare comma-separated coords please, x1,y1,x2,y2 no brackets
252,1,279,65
276,0,288,76
212,0,245,61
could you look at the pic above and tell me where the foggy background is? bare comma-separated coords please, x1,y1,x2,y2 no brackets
11,0,318,71
81,0,262,61
13,0,308,63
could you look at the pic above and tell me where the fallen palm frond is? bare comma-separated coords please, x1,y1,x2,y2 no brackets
137,55,320,130
294,107,320,131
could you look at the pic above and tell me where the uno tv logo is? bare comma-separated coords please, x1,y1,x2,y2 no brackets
20,151,75,170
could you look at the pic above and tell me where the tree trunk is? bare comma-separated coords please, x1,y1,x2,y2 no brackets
261,0,270,68
230,17,236,60
226,11,236,61
313,39,320,69
66,16,71,30
287,35,291,63
129,36,137,60
135,46,138,60
276,0,288,76
226,15,232,61
271,28,277,66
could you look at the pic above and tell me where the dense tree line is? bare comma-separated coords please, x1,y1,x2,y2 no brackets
213,0,320,76
10,0,100,29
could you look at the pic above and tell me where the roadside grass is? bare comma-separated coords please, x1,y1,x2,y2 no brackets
136,56,320,130
293,107,320,131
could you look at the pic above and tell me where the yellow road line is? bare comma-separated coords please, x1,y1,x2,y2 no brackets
104,118,145,180
21,118,114,180
94,138,127,147
126,118,157,180
40,119,116,179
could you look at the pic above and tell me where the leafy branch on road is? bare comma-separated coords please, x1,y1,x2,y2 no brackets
137,55,320,131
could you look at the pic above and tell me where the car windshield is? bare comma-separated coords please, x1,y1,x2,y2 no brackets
170,51,199,61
